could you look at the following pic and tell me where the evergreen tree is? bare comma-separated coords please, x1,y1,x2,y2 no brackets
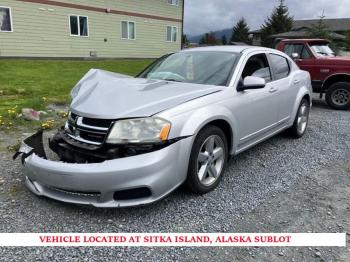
221,35,227,45
230,18,251,44
260,0,293,47
182,34,189,47
199,33,209,44
345,31,350,51
307,12,331,39
199,32,217,45
307,12,341,54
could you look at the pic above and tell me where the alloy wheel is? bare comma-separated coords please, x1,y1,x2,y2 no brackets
196,135,225,186
297,103,309,135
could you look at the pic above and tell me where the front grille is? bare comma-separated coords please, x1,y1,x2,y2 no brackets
65,112,113,145
50,187,101,197
70,112,78,121
82,118,112,128
79,130,105,144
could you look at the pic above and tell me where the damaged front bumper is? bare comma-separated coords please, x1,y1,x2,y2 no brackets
14,130,192,208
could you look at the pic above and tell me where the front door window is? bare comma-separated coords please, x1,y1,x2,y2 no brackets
283,44,311,59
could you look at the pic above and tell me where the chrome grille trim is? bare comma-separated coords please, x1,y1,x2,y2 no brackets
66,133,102,145
65,112,113,145
76,117,109,132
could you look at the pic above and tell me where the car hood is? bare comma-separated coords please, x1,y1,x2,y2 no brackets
70,69,223,119
319,56,350,65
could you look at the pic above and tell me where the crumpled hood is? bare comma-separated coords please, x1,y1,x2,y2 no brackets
70,69,223,119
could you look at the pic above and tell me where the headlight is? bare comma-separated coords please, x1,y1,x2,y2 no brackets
106,117,171,144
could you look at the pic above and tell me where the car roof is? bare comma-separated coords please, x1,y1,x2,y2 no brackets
180,45,273,54
281,38,330,42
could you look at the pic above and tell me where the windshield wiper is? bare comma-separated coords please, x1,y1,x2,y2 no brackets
316,51,329,56
163,78,183,82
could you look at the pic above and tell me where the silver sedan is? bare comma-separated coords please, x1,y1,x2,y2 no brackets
15,46,312,207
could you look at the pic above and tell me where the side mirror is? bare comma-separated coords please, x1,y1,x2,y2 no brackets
237,76,266,91
291,53,300,60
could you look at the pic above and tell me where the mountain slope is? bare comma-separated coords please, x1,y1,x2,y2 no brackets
188,28,232,43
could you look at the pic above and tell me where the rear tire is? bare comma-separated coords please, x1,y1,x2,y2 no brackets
186,125,228,194
325,82,350,110
287,98,310,138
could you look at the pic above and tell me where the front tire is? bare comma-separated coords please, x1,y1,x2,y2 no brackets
287,98,310,138
186,126,228,194
325,82,350,110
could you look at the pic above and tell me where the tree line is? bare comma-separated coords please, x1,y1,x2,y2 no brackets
183,0,350,50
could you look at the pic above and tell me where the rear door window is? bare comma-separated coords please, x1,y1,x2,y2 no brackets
269,54,290,80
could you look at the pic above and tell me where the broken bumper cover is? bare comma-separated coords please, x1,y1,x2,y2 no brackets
15,131,192,208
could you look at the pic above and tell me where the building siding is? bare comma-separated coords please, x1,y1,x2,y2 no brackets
0,0,183,58
55,0,183,20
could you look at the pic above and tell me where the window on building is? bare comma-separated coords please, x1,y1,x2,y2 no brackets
0,7,12,32
121,21,135,40
69,15,88,37
269,54,290,80
168,0,179,6
166,26,177,42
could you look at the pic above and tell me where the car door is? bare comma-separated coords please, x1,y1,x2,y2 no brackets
283,43,317,78
234,52,280,149
268,53,297,122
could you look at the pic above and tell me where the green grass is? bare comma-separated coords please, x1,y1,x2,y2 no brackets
0,59,153,128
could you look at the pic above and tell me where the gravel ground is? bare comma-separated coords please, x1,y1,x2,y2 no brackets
0,97,349,261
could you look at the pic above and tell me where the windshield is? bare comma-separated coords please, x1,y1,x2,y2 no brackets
310,43,335,57
138,51,239,86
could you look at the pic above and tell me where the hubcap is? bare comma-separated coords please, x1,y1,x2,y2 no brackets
297,103,309,134
331,89,350,106
197,135,225,186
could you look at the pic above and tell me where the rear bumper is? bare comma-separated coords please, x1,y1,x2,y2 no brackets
18,132,193,208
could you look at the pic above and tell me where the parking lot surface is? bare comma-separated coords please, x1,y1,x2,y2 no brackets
0,97,349,261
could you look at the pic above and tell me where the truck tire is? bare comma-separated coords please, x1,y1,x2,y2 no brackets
325,82,350,110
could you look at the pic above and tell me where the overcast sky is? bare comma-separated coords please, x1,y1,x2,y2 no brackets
184,0,350,36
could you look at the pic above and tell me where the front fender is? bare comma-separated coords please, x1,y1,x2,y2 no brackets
171,105,238,154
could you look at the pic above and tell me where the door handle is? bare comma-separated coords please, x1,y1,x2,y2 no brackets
293,79,300,85
269,87,277,93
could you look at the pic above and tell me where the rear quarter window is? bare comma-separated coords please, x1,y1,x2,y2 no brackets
269,54,290,80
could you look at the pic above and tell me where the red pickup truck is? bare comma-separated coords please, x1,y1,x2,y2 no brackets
276,39,350,110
